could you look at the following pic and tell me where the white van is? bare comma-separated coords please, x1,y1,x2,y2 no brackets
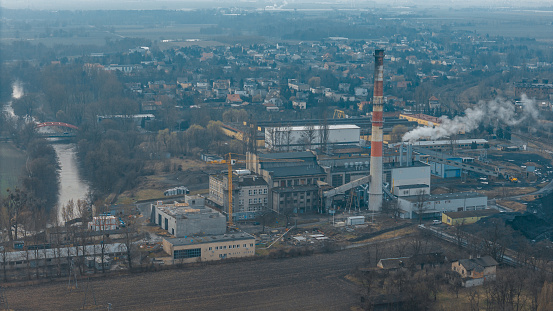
432,220,441,225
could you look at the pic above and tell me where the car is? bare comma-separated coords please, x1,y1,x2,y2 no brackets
432,220,441,225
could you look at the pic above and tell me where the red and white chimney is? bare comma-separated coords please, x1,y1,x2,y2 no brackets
369,49,385,211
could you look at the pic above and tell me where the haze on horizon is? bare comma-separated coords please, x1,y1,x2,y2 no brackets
2,0,552,10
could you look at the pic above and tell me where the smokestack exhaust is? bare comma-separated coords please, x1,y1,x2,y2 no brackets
369,49,385,212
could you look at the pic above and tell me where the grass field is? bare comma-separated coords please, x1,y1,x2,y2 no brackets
0,142,25,195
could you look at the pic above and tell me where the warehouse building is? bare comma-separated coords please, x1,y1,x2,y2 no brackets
151,195,226,237
162,233,256,264
398,192,487,220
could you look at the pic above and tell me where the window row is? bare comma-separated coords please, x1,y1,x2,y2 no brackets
248,189,268,195
174,248,201,259
209,243,254,251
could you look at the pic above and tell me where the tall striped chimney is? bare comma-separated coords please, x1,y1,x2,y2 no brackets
369,49,385,211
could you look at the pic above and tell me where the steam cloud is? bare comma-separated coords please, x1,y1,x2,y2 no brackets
12,81,24,99
402,95,540,142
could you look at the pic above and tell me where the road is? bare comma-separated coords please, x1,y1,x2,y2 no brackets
4,247,367,311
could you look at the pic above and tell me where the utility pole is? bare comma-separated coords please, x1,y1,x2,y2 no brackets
82,277,97,310
68,258,78,291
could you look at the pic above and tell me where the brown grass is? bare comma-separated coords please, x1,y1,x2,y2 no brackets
496,200,527,212
478,187,536,199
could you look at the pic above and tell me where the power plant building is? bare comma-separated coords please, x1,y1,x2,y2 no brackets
388,161,431,197
247,151,327,213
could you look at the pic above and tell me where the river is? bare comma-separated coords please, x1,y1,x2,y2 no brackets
2,83,89,223
51,142,90,223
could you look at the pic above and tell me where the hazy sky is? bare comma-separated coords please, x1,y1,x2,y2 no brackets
2,0,552,10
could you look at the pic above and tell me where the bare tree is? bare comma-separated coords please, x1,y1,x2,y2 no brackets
467,289,480,311
4,188,27,242
283,125,293,151
256,209,276,233
300,124,317,150
415,190,427,225
281,205,295,228
382,200,401,219
454,219,467,249
480,218,509,263
122,217,137,272
319,119,329,153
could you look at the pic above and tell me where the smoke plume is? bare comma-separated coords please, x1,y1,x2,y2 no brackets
12,81,24,99
402,95,539,142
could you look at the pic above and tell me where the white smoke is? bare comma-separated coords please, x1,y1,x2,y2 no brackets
402,95,540,142
12,81,24,99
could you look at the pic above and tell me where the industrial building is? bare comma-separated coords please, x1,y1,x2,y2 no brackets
442,209,499,226
407,139,488,151
150,195,226,237
388,161,431,197
514,79,553,100
209,172,269,221
397,192,488,219
89,215,118,231
264,124,360,151
247,151,327,213
162,232,256,264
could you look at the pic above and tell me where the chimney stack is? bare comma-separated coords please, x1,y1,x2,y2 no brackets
369,49,385,211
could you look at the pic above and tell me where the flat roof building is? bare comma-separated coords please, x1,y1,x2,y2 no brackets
162,233,256,264
151,195,226,237
398,192,487,220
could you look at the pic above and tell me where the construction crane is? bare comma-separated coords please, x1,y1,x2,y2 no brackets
333,109,348,119
208,153,240,227
208,153,303,227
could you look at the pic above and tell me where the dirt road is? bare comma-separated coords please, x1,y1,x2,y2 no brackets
5,247,366,310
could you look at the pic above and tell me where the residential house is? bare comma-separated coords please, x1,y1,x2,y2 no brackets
451,256,498,287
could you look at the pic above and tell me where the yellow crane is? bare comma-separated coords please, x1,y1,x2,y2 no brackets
208,153,303,227
333,109,348,119
209,153,240,227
